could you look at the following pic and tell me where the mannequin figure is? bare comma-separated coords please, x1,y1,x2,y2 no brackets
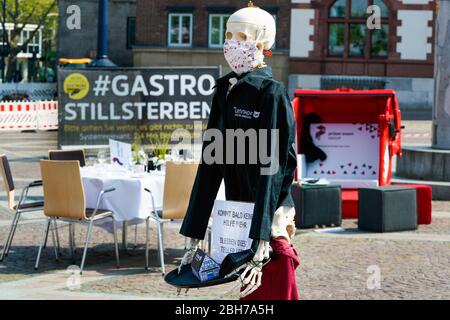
179,2,298,299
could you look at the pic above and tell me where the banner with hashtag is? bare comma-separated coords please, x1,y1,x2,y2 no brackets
57,67,220,147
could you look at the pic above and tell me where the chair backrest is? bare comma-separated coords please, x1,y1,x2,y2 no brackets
48,149,86,167
40,160,86,219
162,161,198,220
0,154,15,210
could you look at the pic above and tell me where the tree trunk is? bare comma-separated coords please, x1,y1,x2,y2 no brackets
5,54,17,82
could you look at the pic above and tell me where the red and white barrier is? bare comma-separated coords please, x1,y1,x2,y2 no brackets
37,101,58,130
0,100,58,131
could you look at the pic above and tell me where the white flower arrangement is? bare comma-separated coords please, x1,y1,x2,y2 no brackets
151,156,165,168
132,139,147,165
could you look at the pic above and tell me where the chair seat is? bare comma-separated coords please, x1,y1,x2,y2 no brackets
85,208,113,219
148,210,166,221
14,201,44,211
52,209,113,222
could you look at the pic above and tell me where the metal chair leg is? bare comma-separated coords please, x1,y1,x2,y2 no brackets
71,223,76,252
52,219,61,257
112,217,120,269
4,211,22,257
42,221,58,255
145,218,150,271
156,221,165,275
35,218,51,270
80,220,94,274
4,213,20,255
0,212,19,261
133,224,138,249
50,218,59,261
122,221,128,250
43,220,50,249
69,223,75,263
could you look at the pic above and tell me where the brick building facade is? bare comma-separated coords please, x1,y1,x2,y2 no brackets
133,0,291,83
133,0,436,115
288,0,436,115
135,0,291,48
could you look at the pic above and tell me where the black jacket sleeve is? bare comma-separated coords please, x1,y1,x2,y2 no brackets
249,82,297,241
179,92,224,240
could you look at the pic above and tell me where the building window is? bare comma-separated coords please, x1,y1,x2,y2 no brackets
371,24,388,57
127,17,136,49
330,0,346,17
21,30,39,54
327,0,389,58
14,26,42,57
328,23,345,56
27,33,40,55
168,13,193,47
208,14,229,48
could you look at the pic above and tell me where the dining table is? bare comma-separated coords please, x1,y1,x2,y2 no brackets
80,163,225,249
81,164,165,249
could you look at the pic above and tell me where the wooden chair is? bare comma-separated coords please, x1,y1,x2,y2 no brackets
144,161,198,274
48,149,86,167
35,160,120,273
0,154,59,261
48,149,86,248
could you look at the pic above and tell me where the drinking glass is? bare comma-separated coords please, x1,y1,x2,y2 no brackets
97,150,107,164
86,156,96,167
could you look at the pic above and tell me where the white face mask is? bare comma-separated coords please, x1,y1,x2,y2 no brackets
223,39,264,75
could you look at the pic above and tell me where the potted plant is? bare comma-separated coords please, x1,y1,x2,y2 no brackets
150,136,170,171
132,138,147,173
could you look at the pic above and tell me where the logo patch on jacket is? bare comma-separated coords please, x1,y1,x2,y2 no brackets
234,107,260,119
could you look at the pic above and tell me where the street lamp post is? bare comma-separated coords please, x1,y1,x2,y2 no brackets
89,0,116,67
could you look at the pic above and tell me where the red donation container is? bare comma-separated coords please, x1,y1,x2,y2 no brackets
292,88,403,218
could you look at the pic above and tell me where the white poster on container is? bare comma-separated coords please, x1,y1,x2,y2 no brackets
109,139,132,167
306,123,380,180
211,200,254,264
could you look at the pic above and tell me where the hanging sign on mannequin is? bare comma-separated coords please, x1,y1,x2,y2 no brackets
210,200,254,264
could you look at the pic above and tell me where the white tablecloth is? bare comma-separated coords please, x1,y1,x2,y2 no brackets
80,164,225,229
81,165,165,225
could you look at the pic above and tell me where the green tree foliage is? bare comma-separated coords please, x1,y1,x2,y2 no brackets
1,0,57,81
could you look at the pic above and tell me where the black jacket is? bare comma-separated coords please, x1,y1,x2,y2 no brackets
180,67,297,241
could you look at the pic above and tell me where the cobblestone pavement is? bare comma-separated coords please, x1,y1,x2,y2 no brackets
0,216,449,300
0,127,449,300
